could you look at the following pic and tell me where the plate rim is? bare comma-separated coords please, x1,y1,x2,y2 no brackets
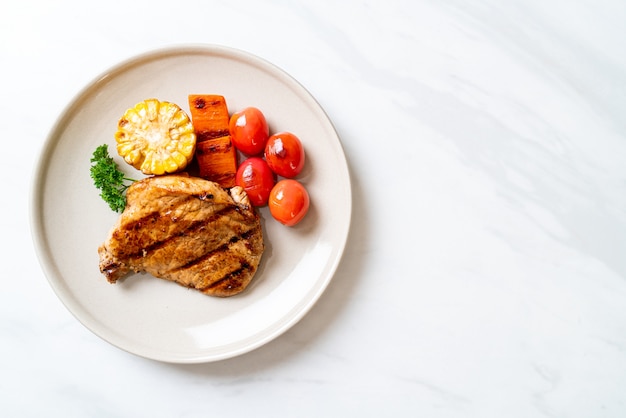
29,43,352,363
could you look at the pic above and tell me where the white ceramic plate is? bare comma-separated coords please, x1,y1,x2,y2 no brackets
30,45,351,363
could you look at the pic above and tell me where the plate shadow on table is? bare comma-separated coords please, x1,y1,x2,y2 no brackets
159,127,369,376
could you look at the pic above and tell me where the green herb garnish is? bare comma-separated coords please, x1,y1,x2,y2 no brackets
90,144,136,213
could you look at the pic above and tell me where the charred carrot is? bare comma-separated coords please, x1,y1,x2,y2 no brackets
188,94,238,188
188,94,230,142
194,137,238,188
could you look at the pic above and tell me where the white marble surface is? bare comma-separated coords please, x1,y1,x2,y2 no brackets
3,0,626,416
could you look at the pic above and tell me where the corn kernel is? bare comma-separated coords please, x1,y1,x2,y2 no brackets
115,99,196,175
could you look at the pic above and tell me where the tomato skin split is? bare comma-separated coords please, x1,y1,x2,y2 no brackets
268,179,310,226
229,107,269,156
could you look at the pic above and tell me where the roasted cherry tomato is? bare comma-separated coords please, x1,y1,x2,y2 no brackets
264,132,305,178
229,107,269,156
268,179,310,226
235,157,275,206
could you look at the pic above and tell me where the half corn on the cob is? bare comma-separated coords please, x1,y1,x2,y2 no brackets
115,99,197,175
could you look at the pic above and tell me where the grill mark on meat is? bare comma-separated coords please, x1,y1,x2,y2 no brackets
117,193,250,259
135,206,239,257
126,211,160,231
122,193,217,233
198,261,253,293
168,228,258,275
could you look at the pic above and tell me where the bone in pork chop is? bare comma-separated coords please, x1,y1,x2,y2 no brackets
98,174,264,297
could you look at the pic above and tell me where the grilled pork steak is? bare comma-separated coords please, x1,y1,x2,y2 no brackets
98,174,264,297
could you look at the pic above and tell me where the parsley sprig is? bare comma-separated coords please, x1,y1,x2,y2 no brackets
90,144,136,213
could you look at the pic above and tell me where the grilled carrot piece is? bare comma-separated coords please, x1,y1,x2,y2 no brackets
187,94,238,188
188,94,230,142
194,137,238,188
